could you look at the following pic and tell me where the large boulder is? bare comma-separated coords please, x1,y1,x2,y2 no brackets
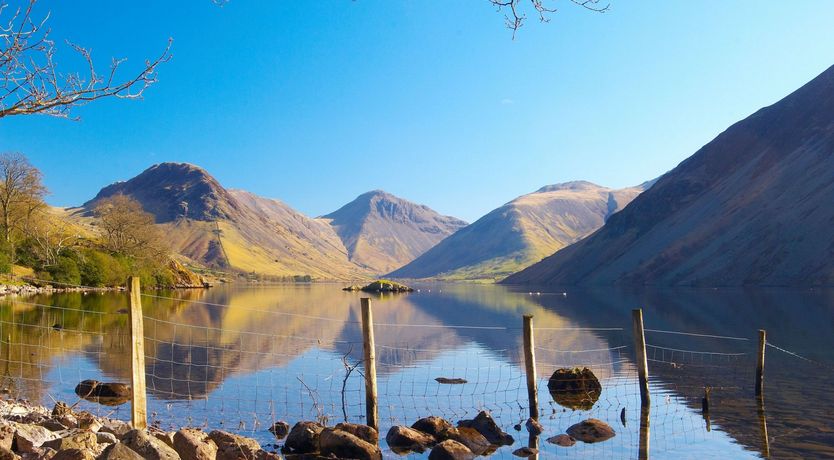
318,428,381,460
173,429,217,460
428,439,475,460
385,426,435,453
547,367,602,410
566,419,615,444
121,429,181,460
457,411,514,446
411,417,453,440
0,447,17,460
284,421,324,454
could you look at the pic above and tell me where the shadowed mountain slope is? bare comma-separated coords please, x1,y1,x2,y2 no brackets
504,64,834,287
389,181,650,281
319,190,467,274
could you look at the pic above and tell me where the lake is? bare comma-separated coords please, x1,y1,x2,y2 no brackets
1,283,832,459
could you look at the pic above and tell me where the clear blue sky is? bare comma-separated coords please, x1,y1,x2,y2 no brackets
2,1,834,222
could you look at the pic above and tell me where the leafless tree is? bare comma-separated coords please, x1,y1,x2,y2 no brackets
23,209,80,266
0,0,172,120
490,0,610,38
0,152,46,243
93,194,167,259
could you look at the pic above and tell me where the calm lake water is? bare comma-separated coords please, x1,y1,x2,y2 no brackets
1,283,833,459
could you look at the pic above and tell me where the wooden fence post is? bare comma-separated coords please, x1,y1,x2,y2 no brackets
522,315,539,420
632,309,650,407
756,329,766,398
127,276,147,429
360,298,379,432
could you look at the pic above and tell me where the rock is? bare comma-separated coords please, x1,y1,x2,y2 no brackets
457,411,514,446
96,432,118,445
0,446,18,460
434,378,467,385
51,448,95,460
121,429,181,460
443,427,491,456
547,367,602,410
40,418,71,432
284,422,324,454
268,421,290,440
0,424,14,451
566,419,615,444
51,403,72,418
512,447,538,457
99,443,144,460
385,426,435,453
428,440,475,460
546,434,576,447
152,431,176,450
319,428,381,460
42,430,97,451
208,430,272,460
13,424,60,453
173,429,217,460
525,418,543,435
333,423,377,445
411,417,453,440
73,380,131,406
99,420,132,440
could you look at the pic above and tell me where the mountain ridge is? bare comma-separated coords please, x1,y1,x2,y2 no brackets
319,190,468,274
503,64,834,287
390,180,650,281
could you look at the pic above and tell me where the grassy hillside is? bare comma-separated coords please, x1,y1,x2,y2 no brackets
390,181,649,282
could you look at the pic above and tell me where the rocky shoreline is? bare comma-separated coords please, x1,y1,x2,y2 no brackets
0,395,616,459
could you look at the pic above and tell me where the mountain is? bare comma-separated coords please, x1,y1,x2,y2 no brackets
503,64,834,287
82,163,366,280
389,181,650,281
319,190,468,274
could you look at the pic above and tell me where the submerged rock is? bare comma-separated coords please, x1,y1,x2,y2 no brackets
546,434,576,447
547,367,602,410
319,428,381,460
457,411,514,446
566,419,615,444
428,439,475,460
73,380,131,406
284,421,324,454
411,417,453,440
525,418,543,435
334,423,378,445
512,447,538,457
434,377,467,385
385,426,434,453
268,421,290,440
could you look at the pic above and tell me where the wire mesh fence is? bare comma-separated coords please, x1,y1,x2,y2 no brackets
0,278,832,458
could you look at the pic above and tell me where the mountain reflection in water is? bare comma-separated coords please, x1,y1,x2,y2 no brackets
1,284,832,458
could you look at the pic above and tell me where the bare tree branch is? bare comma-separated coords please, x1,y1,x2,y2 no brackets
0,0,172,120
490,0,610,38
